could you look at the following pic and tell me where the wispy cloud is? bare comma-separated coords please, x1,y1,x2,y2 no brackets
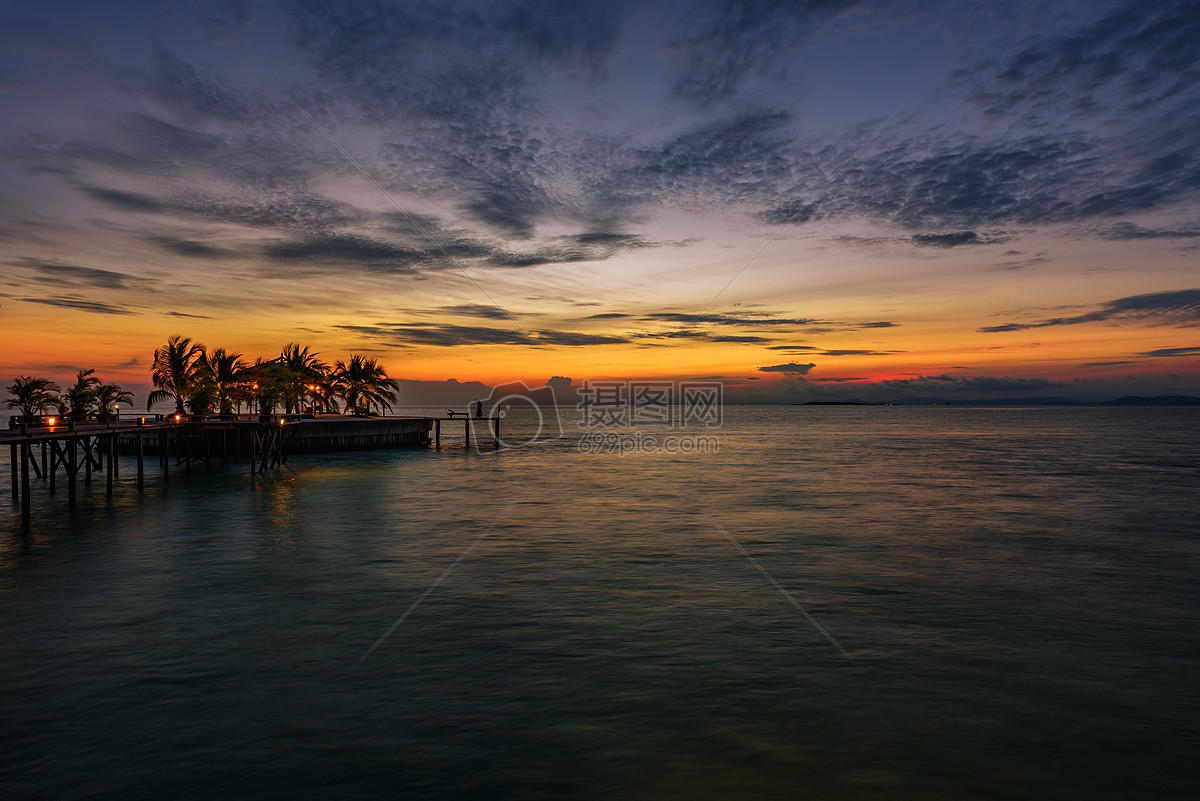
1137,346,1200,358
981,288,1200,332
18,260,141,289
21,295,136,315
333,322,628,347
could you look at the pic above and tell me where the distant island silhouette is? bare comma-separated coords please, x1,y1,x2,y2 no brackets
795,394,1200,406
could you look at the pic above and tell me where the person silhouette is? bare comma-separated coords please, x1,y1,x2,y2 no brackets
474,399,483,418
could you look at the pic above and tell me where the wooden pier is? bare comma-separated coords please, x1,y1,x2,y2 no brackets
4,413,501,523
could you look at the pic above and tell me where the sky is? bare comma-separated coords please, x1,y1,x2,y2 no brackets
0,0,1198,404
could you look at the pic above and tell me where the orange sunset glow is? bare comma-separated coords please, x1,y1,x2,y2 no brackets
1,1,1197,406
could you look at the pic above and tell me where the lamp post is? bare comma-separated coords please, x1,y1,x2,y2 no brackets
115,403,120,421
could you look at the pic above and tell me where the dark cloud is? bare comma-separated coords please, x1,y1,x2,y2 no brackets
763,135,1095,230
287,0,625,115
981,288,1200,332
818,349,899,356
21,296,136,315
767,345,817,350
632,330,708,341
646,312,819,327
333,322,627,347
911,231,1011,248
959,1,1200,123
642,313,899,337
247,211,675,272
1136,346,1200,358
670,1,908,104
166,311,214,319
19,260,138,289
763,122,1200,233
758,362,816,374
582,312,633,320
986,253,1049,272
1079,361,1136,367
81,186,166,213
146,44,250,121
177,192,369,232
335,323,528,347
284,0,634,237
618,111,795,210
571,232,643,246
439,304,515,320
263,234,425,271
535,330,628,346
146,235,236,259
1094,222,1200,240
710,335,774,343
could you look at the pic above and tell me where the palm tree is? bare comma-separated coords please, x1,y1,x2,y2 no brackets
64,369,100,421
331,355,399,416
186,384,215,416
308,376,340,414
196,348,246,415
148,335,205,415
279,343,329,414
94,383,134,418
5,376,61,418
246,357,287,416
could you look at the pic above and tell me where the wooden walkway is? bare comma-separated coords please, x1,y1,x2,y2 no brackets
4,414,501,523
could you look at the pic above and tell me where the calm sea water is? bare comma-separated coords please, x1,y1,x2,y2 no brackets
2,406,1198,800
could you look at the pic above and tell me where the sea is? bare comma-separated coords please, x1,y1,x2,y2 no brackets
1,405,1198,800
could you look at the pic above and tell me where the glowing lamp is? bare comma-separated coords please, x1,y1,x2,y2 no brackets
48,417,57,426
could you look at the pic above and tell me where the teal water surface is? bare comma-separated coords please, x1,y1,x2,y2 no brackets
2,407,1198,799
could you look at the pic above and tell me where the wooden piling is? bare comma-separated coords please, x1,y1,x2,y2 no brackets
67,437,77,509
105,434,114,499
9,442,16,501
137,430,144,490
20,441,31,521
49,440,58,493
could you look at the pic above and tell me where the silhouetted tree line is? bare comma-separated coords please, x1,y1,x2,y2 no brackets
6,336,401,422
5,370,132,422
148,335,399,417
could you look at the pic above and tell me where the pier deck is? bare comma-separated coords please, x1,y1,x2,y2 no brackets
4,413,500,522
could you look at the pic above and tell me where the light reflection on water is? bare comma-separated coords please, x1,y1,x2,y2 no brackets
1,406,1198,799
